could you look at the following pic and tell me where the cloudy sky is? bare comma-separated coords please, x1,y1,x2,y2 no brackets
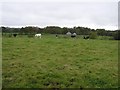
0,0,119,30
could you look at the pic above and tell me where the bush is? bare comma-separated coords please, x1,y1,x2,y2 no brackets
89,32,97,39
113,30,120,40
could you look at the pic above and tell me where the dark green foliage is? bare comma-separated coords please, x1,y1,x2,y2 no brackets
113,30,120,40
19,26,39,35
106,31,115,36
89,31,98,39
1,26,119,40
2,26,20,34
73,26,91,35
96,29,106,36
44,26,62,34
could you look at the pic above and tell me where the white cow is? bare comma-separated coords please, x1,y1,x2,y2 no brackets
35,34,41,38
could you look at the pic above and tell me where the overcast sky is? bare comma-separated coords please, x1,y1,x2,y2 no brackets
0,0,119,30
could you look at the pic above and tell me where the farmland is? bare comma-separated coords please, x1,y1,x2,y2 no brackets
2,35,118,88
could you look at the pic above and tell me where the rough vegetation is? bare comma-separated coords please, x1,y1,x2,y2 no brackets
2,34,118,88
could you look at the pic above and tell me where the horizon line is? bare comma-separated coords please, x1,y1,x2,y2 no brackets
0,25,118,31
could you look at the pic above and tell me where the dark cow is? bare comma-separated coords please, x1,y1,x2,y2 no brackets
71,34,76,38
71,33,77,38
84,36,89,39
13,34,17,37
56,34,58,38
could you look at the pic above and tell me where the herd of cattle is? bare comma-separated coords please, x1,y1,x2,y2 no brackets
10,32,90,39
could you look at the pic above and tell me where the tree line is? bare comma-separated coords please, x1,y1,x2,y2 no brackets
1,26,120,40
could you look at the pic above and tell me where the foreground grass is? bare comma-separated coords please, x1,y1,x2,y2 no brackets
2,35,118,88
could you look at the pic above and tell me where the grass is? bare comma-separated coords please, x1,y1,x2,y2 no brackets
2,34,118,88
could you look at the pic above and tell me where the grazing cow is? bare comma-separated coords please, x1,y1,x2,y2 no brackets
71,33,77,38
84,36,89,39
73,33,77,36
56,34,58,38
71,34,76,38
66,32,72,36
35,34,41,38
13,34,17,37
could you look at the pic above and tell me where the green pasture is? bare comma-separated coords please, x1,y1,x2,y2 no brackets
2,34,118,88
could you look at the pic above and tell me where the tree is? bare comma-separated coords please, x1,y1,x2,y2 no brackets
96,29,106,36
2,27,11,33
62,27,68,34
113,30,120,40
44,26,62,34
19,26,39,35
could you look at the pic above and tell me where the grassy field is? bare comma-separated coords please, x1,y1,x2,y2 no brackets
2,35,118,88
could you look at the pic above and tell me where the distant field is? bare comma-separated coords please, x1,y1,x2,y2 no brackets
2,35,118,88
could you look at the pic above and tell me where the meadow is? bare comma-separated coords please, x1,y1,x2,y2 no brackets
2,34,118,88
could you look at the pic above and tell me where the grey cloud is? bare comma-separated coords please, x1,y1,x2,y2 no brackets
1,2,118,30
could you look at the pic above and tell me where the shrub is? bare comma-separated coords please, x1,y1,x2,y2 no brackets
89,32,98,39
